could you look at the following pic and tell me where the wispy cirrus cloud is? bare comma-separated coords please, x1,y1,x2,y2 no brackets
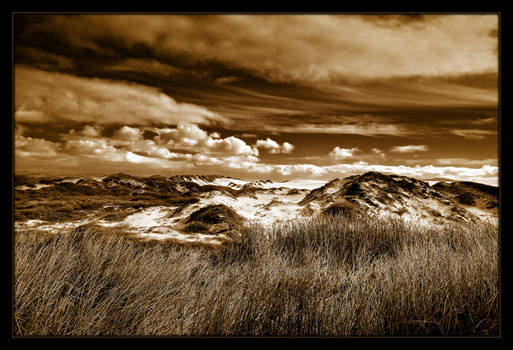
263,123,415,137
469,116,498,125
436,158,498,167
450,129,498,140
390,145,429,153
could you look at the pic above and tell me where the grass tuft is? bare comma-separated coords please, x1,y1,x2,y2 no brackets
14,215,499,336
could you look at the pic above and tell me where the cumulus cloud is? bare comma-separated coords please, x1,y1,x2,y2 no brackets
15,66,227,126
63,138,123,160
390,145,429,153
152,123,259,157
371,148,386,158
274,164,327,177
113,126,144,141
15,124,61,158
79,125,102,137
329,147,359,160
199,160,498,186
254,138,295,154
15,121,499,186
15,134,61,159
207,136,260,157
281,142,295,154
323,163,498,186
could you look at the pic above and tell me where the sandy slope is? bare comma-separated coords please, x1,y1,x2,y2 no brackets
14,173,498,244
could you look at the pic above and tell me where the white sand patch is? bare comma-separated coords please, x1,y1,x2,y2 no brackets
464,207,498,223
122,206,175,229
258,204,304,224
16,184,53,191
25,219,47,226
120,179,147,188
204,178,327,191
201,194,263,221
60,178,83,184
213,178,249,188
97,205,233,244
374,211,439,228
197,191,306,223
136,231,229,245
15,219,91,232
175,184,187,193
278,179,328,190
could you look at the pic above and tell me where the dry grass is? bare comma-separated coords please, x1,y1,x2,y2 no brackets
13,215,499,336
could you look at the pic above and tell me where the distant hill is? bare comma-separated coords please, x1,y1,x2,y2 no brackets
14,172,498,244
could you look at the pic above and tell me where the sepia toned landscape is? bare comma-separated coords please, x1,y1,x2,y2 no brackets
13,13,499,337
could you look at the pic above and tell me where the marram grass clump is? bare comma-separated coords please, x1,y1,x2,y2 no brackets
14,215,499,336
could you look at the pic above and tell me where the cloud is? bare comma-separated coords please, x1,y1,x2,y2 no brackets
215,76,243,84
15,46,75,70
323,163,498,186
281,142,295,154
469,116,498,125
153,123,259,157
267,123,414,137
15,134,61,159
450,129,497,140
106,58,183,76
274,164,327,177
436,158,499,167
390,145,429,153
371,148,386,158
63,138,123,160
15,122,498,186
78,125,103,137
15,109,50,123
329,147,359,160
15,124,61,159
113,126,144,141
14,66,227,126
206,136,260,157
18,14,497,83
201,160,498,186
254,138,295,154
124,151,173,166
237,133,258,138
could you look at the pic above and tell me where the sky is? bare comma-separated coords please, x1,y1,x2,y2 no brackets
13,14,500,185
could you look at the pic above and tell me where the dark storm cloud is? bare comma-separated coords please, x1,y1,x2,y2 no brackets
15,14,498,82
14,14,498,132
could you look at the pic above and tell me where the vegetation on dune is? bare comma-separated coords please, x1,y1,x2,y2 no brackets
14,214,499,336
14,188,199,223
179,204,244,235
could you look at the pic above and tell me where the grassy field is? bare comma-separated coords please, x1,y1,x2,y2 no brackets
13,215,499,336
